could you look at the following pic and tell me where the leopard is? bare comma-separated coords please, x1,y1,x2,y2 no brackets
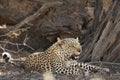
2,37,109,77
24,37,82,74
23,37,109,75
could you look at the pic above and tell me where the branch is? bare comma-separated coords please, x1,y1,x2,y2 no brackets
14,1,63,30
0,1,63,38
92,21,120,61
80,0,118,61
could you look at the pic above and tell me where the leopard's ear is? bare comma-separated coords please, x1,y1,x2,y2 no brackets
76,37,79,41
57,37,61,42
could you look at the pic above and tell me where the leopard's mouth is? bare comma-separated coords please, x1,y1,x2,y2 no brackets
70,54,80,60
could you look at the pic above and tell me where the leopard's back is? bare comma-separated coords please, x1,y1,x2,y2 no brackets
24,51,66,73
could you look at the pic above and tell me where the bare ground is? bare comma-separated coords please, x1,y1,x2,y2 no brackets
0,55,120,80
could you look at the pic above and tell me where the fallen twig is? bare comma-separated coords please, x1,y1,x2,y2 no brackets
0,34,34,53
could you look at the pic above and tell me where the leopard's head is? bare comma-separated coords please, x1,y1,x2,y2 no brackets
57,37,82,60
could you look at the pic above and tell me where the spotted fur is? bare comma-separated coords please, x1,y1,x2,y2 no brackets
24,38,109,75
24,38,83,75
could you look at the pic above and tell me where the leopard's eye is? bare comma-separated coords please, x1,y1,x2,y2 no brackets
73,45,76,48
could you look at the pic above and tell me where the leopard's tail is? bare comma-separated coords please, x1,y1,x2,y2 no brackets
2,52,25,69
